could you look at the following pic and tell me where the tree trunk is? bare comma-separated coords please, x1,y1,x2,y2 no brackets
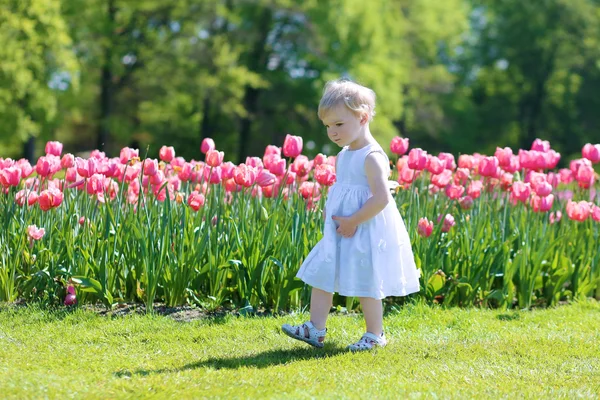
200,96,212,142
237,8,272,163
97,0,116,153
519,46,557,150
23,136,35,163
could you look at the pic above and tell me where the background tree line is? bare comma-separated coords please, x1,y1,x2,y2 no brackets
1,0,599,163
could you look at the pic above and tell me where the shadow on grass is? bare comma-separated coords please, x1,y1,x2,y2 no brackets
114,346,348,377
496,313,520,321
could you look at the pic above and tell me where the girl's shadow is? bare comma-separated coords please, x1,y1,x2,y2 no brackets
114,346,347,377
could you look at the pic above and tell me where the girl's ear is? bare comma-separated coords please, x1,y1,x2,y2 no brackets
360,113,369,125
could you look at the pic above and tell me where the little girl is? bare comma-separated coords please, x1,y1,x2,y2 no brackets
282,79,421,351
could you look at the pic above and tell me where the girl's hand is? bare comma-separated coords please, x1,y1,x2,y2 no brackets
332,215,358,238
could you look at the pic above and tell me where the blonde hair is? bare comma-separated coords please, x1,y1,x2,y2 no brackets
318,79,376,122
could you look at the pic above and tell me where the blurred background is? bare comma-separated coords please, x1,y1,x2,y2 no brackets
1,0,599,164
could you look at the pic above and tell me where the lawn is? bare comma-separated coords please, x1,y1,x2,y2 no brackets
1,300,599,399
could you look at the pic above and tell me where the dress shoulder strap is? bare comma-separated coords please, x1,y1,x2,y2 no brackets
363,145,391,173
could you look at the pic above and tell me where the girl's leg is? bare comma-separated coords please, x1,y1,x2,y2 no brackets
310,288,333,330
358,297,383,336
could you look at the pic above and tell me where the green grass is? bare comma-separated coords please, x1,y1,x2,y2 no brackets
1,301,599,399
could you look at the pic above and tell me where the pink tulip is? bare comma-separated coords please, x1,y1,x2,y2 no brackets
205,166,222,184
518,150,538,170
15,190,38,206
119,147,139,164
399,165,416,184
223,178,241,193
76,157,98,178
502,155,520,174
298,182,319,200
45,141,63,156
27,225,45,241
283,134,303,158
38,187,64,211
566,200,591,222
64,285,77,306
263,154,281,170
143,159,159,176
159,146,175,162
58,153,74,169
408,148,428,170
264,145,281,157
445,184,465,200
79,217,86,226
532,181,553,197
86,174,105,195
458,154,474,169
530,194,554,213
152,183,169,202
426,156,445,175
245,156,263,170
437,214,456,233
35,156,54,178
569,158,592,175
531,138,551,152
417,217,434,238
438,153,456,170
314,164,336,186
454,168,470,185
582,143,600,163
219,162,235,180
187,191,206,211
16,159,33,178
90,150,106,160
201,138,216,154
459,195,474,210
510,181,531,204
123,164,141,183
495,147,513,167
0,158,13,169
431,170,452,188
479,156,499,177
233,164,257,187
467,180,483,199
206,150,224,168
390,137,409,155
291,156,312,177
543,150,561,169
549,211,562,224
575,164,595,189
500,172,513,190
558,168,574,184
256,170,277,187
0,167,21,187
313,153,328,166
592,205,600,222
150,169,166,186
269,159,287,176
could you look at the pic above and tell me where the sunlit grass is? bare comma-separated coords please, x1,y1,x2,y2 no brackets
1,300,599,399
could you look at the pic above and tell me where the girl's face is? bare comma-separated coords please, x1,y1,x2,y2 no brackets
321,103,367,148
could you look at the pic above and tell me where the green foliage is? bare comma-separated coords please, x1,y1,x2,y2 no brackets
0,0,78,156
2,0,600,161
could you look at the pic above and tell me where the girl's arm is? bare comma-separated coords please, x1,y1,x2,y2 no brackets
348,152,392,225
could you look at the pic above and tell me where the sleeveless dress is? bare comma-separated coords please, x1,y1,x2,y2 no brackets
296,143,421,299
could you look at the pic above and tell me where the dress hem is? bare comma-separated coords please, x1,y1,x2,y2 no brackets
298,277,420,299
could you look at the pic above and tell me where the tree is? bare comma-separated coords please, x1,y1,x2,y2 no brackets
0,0,78,160
456,0,600,156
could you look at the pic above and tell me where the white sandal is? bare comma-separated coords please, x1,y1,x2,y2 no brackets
347,332,387,351
281,321,327,348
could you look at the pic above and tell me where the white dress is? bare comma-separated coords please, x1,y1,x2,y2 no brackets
297,143,421,299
